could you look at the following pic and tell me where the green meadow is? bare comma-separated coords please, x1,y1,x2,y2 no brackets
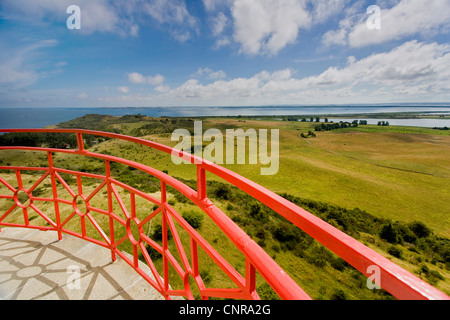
1,114,449,299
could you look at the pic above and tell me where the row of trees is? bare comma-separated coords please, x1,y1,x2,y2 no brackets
0,131,106,149
296,119,369,137
315,120,360,132
433,126,449,131
286,116,327,122
0,132,77,148
287,117,370,125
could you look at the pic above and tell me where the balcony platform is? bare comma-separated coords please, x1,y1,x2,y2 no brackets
0,227,173,300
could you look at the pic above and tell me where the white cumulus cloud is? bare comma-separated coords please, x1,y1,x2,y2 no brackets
202,0,349,55
117,86,130,94
323,0,450,48
127,72,165,86
231,0,312,56
193,67,227,80
143,0,199,41
129,41,450,106
1,0,198,38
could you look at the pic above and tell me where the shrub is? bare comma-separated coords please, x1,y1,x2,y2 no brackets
226,203,234,211
182,210,204,229
143,244,162,261
151,224,172,241
330,257,347,271
420,264,430,274
257,239,266,248
305,245,334,267
387,246,403,259
256,283,280,300
272,223,299,243
199,269,213,284
249,202,265,220
330,289,348,300
310,257,327,268
213,183,232,200
255,228,268,240
174,191,188,203
380,223,400,244
428,270,444,282
396,224,417,243
419,265,444,284
408,221,431,238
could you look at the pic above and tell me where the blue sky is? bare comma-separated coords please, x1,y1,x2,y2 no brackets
0,0,449,108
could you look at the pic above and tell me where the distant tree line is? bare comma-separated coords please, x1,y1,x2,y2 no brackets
0,132,77,148
296,118,369,138
286,116,322,122
0,131,105,149
315,120,363,132
287,116,369,126
0,114,182,149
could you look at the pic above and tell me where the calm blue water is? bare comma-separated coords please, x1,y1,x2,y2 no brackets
1,106,450,129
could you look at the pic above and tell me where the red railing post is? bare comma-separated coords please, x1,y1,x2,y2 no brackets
14,169,30,227
197,166,207,200
76,132,85,152
161,180,170,297
105,160,116,262
245,259,258,299
130,192,139,268
190,237,208,300
47,151,62,240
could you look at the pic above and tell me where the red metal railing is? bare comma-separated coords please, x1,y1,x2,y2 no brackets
0,128,448,300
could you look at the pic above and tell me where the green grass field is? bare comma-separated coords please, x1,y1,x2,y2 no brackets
1,114,449,299
138,118,450,237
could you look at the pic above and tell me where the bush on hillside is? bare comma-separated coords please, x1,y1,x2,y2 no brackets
182,210,204,229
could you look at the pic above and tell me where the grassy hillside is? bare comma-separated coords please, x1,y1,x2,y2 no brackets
1,114,449,299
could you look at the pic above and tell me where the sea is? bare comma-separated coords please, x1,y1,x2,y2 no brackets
1,106,450,129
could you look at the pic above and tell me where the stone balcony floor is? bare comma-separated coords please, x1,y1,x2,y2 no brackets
0,227,172,300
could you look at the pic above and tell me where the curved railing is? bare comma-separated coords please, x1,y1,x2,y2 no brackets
0,128,448,300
